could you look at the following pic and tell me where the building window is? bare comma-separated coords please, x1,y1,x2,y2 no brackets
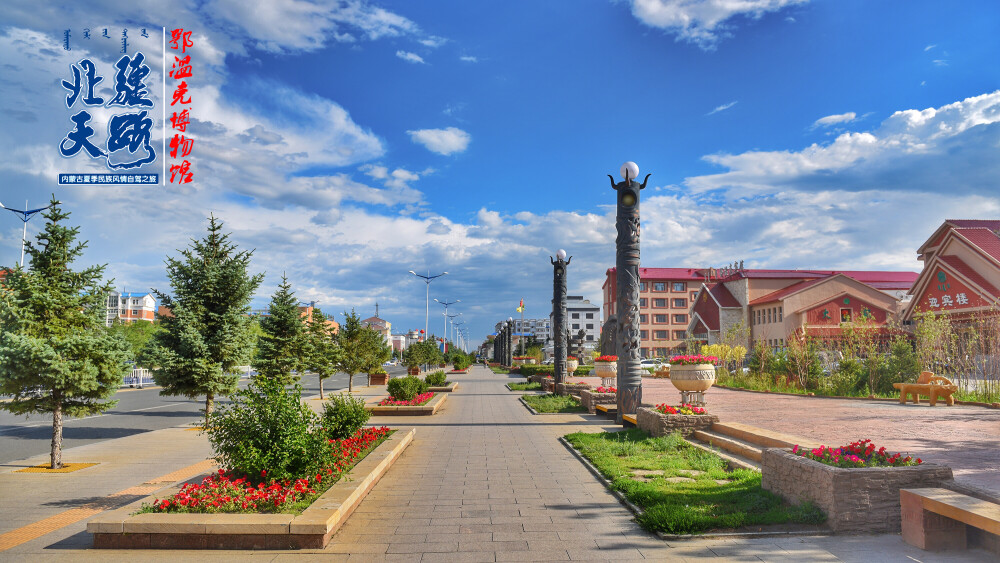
639,282,647,291
586,335,593,341
840,309,852,323
641,347,649,358
767,309,772,323
654,314,667,323
672,298,687,308
640,330,648,339
779,307,783,322
572,313,579,319
586,324,593,329
132,309,138,315
673,330,686,339
653,282,666,291
690,291,698,301
639,314,648,323
653,298,666,307
639,298,647,307
672,282,686,292
673,314,687,324
586,313,594,319
572,324,580,329
654,330,668,339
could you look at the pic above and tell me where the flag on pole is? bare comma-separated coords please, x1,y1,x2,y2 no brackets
516,298,524,313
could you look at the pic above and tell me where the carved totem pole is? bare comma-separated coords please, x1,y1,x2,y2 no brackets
505,318,513,366
610,162,650,424
551,249,571,385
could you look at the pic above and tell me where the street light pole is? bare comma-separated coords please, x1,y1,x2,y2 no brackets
448,314,461,349
0,199,61,268
434,298,459,350
610,161,650,425
409,270,447,343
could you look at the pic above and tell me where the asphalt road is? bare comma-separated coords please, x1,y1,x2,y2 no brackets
0,367,408,465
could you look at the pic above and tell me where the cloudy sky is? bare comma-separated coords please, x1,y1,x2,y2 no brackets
1,0,999,347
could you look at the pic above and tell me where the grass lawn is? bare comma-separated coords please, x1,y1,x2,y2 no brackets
563,429,825,534
508,381,542,391
522,393,587,413
490,366,510,374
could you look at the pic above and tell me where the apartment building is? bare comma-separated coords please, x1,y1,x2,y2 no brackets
106,291,156,326
511,318,551,342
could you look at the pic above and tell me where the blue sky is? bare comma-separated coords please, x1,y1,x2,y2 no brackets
1,0,999,347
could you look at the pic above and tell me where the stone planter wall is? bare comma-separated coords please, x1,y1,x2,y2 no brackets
761,447,954,533
557,383,593,397
636,407,718,437
580,390,616,414
541,378,555,393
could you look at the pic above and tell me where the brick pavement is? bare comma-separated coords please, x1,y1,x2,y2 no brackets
0,367,995,561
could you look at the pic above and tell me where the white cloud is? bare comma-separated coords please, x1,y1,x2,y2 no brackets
812,111,857,128
933,59,948,67
407,127,471,155
688,90,1000,197
396,50,426,64
419,36,448,48
629,0,808,49
924,44,937,51
706,101,737,115
459,55,478,63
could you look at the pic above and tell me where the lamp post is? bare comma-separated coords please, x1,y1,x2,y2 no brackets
0,199,61,268
447,313,461,352
454,320,465,352
506,317,514,366
610,161,650,425
409,270,448,344
551,248,571,386
434,298,459,351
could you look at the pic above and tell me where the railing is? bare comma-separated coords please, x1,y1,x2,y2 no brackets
123,368,153,388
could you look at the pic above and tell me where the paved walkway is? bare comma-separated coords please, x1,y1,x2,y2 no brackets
0,366,994,561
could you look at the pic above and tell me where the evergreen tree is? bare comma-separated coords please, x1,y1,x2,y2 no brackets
143,216,263,422
0,198,130,468
254,274,305,384
302,307,341,399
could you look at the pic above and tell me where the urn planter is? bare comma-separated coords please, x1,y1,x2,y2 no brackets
761,448,954,533
593,361,617,386
669,364,716,392
566,359,579,374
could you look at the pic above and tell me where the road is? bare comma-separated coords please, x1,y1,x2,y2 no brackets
0,367,407,465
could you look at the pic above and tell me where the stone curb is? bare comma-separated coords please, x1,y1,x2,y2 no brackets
714,384,1000,409
503,383,540,393
426,382,458,393
87,427,415,549
366,392,447,415
558,435,833,541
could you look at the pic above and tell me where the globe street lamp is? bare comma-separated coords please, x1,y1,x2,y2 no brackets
0,199,62,268
409,270,447,342
609,161,650,424
551,248,571,386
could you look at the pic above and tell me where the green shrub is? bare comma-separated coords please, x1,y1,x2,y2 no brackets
425,371,448,386
387,375,428,401
206,378,328,483
825,358,866,395
321,394,371,440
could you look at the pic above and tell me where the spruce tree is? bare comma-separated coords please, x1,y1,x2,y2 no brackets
302,307,341,399
0,198,130,468
143,216,263,422
336,310,370,393
254,274,305,384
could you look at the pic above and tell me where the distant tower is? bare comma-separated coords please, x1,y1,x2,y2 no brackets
375,301,379,318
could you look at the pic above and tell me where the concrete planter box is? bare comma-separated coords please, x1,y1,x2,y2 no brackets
366,393,447,416
580,390,616,414
427,382,458,393
761,448,954,533
636,407,718,437
556,382,592,397
88,428,415,549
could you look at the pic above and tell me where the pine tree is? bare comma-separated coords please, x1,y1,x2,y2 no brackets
0,198,130,468
336,310,372,393
254,274,306,384
143,215,263,422
302,307,341,399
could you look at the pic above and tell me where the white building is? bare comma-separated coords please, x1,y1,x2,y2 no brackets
545,295,601,357
106,291,156,326
511,318,551,342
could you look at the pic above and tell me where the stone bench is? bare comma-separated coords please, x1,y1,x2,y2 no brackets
893,371,957,406
901,487,1000,555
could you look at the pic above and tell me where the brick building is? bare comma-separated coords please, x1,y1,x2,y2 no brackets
106,291,156,326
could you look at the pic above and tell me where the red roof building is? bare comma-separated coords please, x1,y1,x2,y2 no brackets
904,220,1000,321
604,265,918,356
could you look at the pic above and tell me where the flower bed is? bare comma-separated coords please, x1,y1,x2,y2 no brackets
655,403,706,415
377,392,434,407
669,354,719,365
761,446,953,533
791,439,921,468
595,386,616,393
580,389,616,414
637,407,718,437
148,427,391,514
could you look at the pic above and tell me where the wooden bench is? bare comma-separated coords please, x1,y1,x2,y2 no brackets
595,404,617,419
893,371,957,406
622,413,637,426
901,488,1000,554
